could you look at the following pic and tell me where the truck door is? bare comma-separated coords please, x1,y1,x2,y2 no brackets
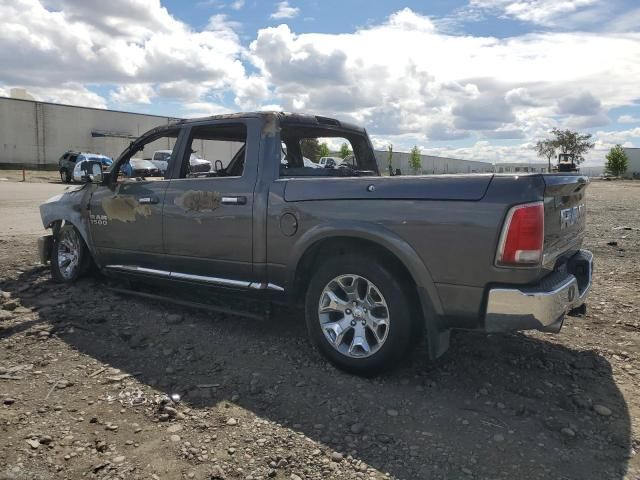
162,119,259,284
89,126,183,273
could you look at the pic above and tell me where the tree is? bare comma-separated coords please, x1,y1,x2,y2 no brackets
339,142,352,159
549,128,595,164
300,138,321,161
319,142,330,158
535,139,556,172
409,145,422,174
604,144,629,177
387,144,393,175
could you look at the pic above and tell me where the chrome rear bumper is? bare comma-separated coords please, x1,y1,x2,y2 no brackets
484,249,592,333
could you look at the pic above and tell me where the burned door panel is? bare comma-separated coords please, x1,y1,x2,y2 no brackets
89,181,169,269
161,119,260,282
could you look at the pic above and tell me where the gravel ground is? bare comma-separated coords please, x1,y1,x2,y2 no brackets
0,180,638,480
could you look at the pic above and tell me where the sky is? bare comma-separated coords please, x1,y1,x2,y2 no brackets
1,0,640,165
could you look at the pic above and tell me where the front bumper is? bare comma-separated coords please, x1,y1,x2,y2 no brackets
484,249,593,333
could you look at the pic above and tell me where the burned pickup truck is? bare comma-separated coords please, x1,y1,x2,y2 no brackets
39,112,592,375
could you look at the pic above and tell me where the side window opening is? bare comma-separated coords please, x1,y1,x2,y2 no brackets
115,128,180,182
178,124,247,179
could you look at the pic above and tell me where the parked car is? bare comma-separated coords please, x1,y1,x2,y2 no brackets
151,150,172,173
189,155,212,173
128,158,161,177
318,156,343,168
151,150,211,174
72,156,112,182
58,151,112,183
303,157,322,168
38,112,592,376
282,154,322,169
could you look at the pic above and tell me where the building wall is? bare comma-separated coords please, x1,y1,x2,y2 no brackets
494,162,549,173
0,96,177,169
374,150,493,175
579,166,605,177
622,148,640,179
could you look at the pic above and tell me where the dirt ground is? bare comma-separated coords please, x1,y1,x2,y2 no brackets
0,170,60,184
0,180,638,480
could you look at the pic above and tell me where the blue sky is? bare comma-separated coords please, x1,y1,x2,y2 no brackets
1,0,640,164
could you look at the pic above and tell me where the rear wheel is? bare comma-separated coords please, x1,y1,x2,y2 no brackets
305,254,414,376
59,168,71,183
51,225,90,283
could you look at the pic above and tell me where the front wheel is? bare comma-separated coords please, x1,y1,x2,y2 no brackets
305,254,415,376
51,225,90,283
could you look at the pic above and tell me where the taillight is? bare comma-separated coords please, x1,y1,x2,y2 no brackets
496,202,544,266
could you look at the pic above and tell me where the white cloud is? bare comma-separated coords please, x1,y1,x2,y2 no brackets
0,0,248,106
557,91,602,116
468,0,600,27
270,1,299,19
249,8,640,163
230,0,244,9
2,3,640,166
182,101,234,117
25,83,107,108
234,76,270,110
594,127,640,145
110,84,156,104
618,114,640,124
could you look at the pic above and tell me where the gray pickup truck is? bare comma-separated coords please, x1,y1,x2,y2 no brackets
38,112,592,375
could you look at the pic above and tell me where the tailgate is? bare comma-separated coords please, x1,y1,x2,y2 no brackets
542,174,589,267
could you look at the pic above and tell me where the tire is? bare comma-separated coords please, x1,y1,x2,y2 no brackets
51,225,90,283
305,254,415,376
60,168,71,183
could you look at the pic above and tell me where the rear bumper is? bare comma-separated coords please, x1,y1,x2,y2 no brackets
484,249,592,333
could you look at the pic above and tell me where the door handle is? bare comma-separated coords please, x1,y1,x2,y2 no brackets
221,196,247,205
138,196,159,205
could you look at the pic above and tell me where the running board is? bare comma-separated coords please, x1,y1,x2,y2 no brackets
105,265,284,292
107,287,269,322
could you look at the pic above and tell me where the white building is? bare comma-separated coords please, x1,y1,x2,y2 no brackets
374,150,493,175
494,162,549,174
0,95,178,169
622,148,640,179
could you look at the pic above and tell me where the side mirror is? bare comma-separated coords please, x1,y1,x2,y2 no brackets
73,160,103,183
214,160,224,172
89,162,103,183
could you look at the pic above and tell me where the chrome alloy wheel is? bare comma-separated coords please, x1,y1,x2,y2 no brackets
57,228,81,280
318,274,390,358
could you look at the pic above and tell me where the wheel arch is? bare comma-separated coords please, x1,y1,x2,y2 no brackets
41,202,98,265
287,222,443,316
287,223,448,359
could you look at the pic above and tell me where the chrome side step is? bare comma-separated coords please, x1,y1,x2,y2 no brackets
105,265,284,292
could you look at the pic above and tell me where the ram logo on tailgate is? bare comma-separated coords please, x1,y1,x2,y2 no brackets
560,204,585,230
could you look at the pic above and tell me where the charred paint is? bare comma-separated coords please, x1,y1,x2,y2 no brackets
261,113,279,137
101,196,152,223
174,190,221,213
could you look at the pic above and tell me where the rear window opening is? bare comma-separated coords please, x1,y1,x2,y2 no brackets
279,125,378,178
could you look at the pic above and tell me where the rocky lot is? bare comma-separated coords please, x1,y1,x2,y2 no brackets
0,180,638,480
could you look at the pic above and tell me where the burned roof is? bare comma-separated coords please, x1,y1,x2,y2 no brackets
171,111,366,134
